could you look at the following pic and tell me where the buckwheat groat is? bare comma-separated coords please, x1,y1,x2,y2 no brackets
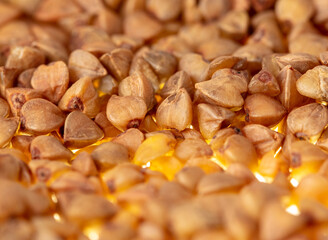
124,11,163,41
275,53,319,73
5,46,45,73
68,49,107,82
100,48,133,81
112,128,144,156
20,98,65,133
197,103,235,139
91,142,130,171
31,61,69,103
277,65,305,111
30,135,73,161
118,71,154,110
156,88,193,131
195,76,247,108
287,103,328,139
107,95,147,131
71,152,98,177
6,88,42,116
98,75,118,96
64,111,104,148
248,70,280,96
244,93,287,126
58,76,100,118
160,71,194,99
242,124,284,156
215,134,258,169
179,55,207,84
296,65,328,101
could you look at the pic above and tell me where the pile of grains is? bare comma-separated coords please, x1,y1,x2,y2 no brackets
2,0,328,239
